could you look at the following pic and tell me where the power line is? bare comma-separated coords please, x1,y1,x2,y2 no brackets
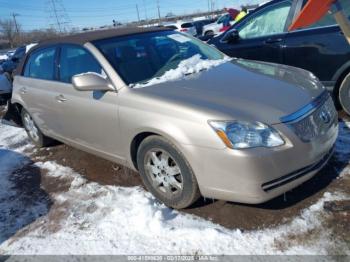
157,0,161,22
46,0,71,32
136,4,141,22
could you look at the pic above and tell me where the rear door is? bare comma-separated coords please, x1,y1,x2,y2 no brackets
283,0,350,89
53,44,122,160
217,0,293,64
16,46,61,136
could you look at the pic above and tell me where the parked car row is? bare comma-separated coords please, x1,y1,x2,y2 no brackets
202,13,234,36
3,24,338,209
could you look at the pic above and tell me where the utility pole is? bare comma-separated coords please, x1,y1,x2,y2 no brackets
157,0,161,24
136,4,140,22
11,13,19,34
51,0,62,32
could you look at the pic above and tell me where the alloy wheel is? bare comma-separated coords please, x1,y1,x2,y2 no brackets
144,149,183,197
23,112,40,142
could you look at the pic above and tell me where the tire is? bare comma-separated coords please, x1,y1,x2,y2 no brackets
137,136,201,209
205,30,214,36
21,109,54,147
339,73,350,115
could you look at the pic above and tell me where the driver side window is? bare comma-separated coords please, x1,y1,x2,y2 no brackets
239,1,292,39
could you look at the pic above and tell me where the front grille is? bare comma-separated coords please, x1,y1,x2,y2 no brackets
289,96,337,142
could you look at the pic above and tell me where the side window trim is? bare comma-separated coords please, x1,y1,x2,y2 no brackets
23,45,58,81
236,0,293,40
287,23,340,34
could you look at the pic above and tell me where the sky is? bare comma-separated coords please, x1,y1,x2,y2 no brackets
0,0,265,31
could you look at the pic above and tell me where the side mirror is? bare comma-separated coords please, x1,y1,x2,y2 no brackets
72,72,115,92
222,29,239,43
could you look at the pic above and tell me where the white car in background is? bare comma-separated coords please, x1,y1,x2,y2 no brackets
163,21,197,36
0,54,8,62
202,14,233,36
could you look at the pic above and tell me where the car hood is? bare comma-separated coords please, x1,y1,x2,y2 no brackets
132,59,325,124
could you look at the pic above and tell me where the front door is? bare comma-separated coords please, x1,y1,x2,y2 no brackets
54,44,122,161
217,0,293,64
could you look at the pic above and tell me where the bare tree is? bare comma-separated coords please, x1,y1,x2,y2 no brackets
0,18,18,48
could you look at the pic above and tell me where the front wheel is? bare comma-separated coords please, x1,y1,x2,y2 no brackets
21,109,54,147
137,136,201,209
339,73,350,115
205,30,214,36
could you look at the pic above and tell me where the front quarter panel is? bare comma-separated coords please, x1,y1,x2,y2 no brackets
118,88,227,169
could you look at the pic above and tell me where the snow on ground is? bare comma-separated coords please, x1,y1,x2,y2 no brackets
0,121,349,255
0,124,46,244
133,55,230,88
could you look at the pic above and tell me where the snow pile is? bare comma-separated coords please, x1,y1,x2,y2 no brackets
0,123,34,153
0,160,347,255
0,121,349,255
0,124,48,244
133,55,230,88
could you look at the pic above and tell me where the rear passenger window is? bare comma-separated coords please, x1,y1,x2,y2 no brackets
24,47,56,80
59,45,102,83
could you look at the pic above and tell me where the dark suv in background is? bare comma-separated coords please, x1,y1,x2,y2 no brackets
0,46,26,75
209,0,350,113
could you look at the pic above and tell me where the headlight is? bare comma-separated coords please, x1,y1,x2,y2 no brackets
209,121,285,149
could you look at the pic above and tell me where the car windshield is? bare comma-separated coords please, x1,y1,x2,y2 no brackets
93,30,224,86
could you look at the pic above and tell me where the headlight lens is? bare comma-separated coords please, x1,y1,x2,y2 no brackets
209,121,285,149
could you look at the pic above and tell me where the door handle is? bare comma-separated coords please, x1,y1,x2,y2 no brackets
265,38,283,44
20,87,27,94
55,94,67,102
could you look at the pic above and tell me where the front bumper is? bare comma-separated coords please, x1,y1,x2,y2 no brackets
181,118,338,204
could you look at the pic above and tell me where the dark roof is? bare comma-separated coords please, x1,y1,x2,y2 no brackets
39,26,170,46
15,26,171,76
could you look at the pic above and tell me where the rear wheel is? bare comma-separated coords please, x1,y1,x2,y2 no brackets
21,109,54,147
205,30,214,36
137,136,201,209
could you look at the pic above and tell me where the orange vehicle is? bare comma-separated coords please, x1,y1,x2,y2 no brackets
290,0,350,44
289,0,334,30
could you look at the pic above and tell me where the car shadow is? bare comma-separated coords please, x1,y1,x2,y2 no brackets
190,118,350,211
0,149,52,245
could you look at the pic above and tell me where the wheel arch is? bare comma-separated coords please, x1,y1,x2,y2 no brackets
332,62,350,107
129,127,190,171
5,101,24,126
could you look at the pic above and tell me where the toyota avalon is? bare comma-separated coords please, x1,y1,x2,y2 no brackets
6,27,338,208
